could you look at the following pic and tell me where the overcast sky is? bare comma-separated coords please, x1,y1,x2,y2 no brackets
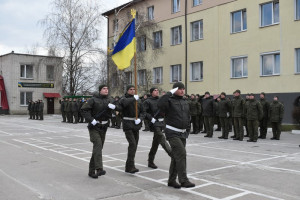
0,0,131,55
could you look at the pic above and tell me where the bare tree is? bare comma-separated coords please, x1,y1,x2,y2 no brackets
40,0,103,96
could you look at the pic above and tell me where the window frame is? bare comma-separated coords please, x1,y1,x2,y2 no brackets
172,0,180,13
113,19,119,32
191,20,203,41
190,61,203,81
296,48,300,74
137,35,146,52
20,64,33,79
231,9,247,33
260,1,280,27
138,69,146,86
231,56,248,78
153,67,163,84
260,51,281,76
20,91,33,106
148,6,154,21
170,64,182,83
153,31,163,49
295,0,300,20
171,26,182,45
193,0,202,7
46,65,55,81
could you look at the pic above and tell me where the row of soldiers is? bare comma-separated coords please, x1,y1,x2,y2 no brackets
27,100,44,120
60,98,87,124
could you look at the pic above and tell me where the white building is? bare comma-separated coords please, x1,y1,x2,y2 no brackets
0,52,63,114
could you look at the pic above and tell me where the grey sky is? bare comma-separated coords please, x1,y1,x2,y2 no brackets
0,0,130,55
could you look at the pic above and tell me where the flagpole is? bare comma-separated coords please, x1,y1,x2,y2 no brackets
134,51,138,119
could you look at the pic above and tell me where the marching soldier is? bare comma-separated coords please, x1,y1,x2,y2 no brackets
269,96,284,140
81,85,116,178
232,90,245,141
143,87,172,169
259,92,270,139
119,85,145,174
158,82,195,189
218,92,231,139
202,92,215,138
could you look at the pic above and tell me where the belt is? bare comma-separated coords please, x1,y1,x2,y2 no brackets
166,125,186,133
123,117,135,121
157,118,164,122
97,121,108,125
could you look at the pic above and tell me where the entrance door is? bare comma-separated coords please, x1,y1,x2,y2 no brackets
47,98,54,114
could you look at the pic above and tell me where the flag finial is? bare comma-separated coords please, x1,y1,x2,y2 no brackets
131,9,136,19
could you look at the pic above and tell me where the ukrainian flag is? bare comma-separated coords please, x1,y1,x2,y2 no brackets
112,18,136,70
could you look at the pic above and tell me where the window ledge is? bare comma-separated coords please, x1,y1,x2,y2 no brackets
190,80,203,82
190,38,203,42
172,11,180,14
260,74,280,77
231,30,247,34
294,19,300,21
171,43,182,46
20,78,34,80
259,23,279,28
153,47,163,50
230,77,248,79
295,72,300,75
193,3,203,7
20,105,28,107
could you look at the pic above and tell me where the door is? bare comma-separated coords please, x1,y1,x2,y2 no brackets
47,98,54,114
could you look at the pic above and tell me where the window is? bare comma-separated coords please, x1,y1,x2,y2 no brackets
171,26,182,45
112,73,118,87
231,9,247,33
137,35,146,52
190,62,203,81
172,0,180,13
138,70,146,86
153,67,163,84
261,52,280,76
193,0,202,7
20,92,32,106
231,57,248,78
296,0,300,20
170,64,182,82
113,19,119,32
20,64,33,79
135,12,139,24
148,6,154,20
46,65,55,80
261,1,279,27
125,71,132,84
153,31,162,49
296,48,300,73
191,20,203,41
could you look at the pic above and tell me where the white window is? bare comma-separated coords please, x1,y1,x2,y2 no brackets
296,0,300,20
112,73,118,87
296,48,300,73
190,62,203,81
137,35,146,52
193,0,202,7
153,67,163,84
153,31,162,49
113,19,119,32
20,92,32,106
231,9,247,33
46,65,55,80
261,1,279,27
231,57,248,78
171,26,182,45
138,70,146,86
191,20,203,41
125,71,132,84
148,6,154,21
172,0,180,13
170,64,182,82
20,64,33,79
261,52,280,76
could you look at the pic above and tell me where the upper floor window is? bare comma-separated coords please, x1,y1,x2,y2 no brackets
20,64,33,79
46,65,55,80
171,26,182,45
172,0,180,13
191,20,203,41
231,9,247,33
137,35,146,52
153,31,163,49
193,0,202,7
138,69,146,86
113,19,119,32
261,52,280,76
190,62,203,81
231,57,248,78
20,92,32,106
170,64,182,82
153,67,163,84
296,48,300,73
261,1,279,27
296,0,300,20
148,6,154,21
125,71,132,84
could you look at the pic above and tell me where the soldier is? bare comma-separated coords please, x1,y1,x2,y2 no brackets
60,98,66,122
259,92,270,139
119,85,145,174
218,92,231,139
66,98,73,123
28,100,32,119
158,82,195,189
269,96,284,140
245,93,263,142
39,100,44,120
214,97,221,131
142,94,150,131
72,98,79,124
114,96,122,129
30,101,35,119
189,94,201,134
244,94,250,137
202,92,215,138
34,100,39,120
232,90,245,141
143,87,172,169
81,85,116,178
78,98,84,123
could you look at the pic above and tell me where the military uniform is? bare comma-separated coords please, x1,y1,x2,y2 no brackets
72,100,79,124
38,100,44,120
34,101,39,120
60,99,66,122
66,99,73,123
189,98,201,134
218,96,231,139
245,97,263,142
202,96,215,137
259,98,270,139
269,100,284,140
28,101,32,119
232,95,245,140
30,102,35,119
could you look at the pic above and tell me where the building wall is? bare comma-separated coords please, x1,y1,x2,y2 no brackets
0,53,63,114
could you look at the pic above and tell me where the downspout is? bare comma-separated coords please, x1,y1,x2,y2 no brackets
104,15,110,88
184,0,188,94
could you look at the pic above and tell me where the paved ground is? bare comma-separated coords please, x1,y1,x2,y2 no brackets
0,115,300,200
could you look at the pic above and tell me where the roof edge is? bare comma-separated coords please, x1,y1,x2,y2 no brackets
0,52,63,59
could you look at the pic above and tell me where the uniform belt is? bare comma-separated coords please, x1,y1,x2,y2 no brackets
166,125,186,133
123,117,135,121
157,118,164,122
97,121,108,125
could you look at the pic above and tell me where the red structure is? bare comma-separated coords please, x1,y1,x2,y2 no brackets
0,75,9,111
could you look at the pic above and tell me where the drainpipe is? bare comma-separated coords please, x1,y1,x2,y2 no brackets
104,15,110,88
184,0,188,94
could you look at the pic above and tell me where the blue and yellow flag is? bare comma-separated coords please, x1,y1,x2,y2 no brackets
112,18,136,70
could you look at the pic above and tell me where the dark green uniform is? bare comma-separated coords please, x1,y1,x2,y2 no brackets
60,100,66,122
34,101,39,120
202,96,215,137
66,100,73,123
189,98,201,134
38,101,44,120
259,98,270,138
232,96,245,140
245,99,263,142
269,100,284,140
218,98,232,139
71,100,79,124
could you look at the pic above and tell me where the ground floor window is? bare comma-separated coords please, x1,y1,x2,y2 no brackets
20,92,32,106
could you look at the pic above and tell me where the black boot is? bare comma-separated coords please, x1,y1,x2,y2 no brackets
168,181,181,189
148,162,158,169
88,170,98,179
181,181,195,188
96,169,106,176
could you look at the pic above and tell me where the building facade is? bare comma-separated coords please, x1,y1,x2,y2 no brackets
103,0,300,123
0,52,63,114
